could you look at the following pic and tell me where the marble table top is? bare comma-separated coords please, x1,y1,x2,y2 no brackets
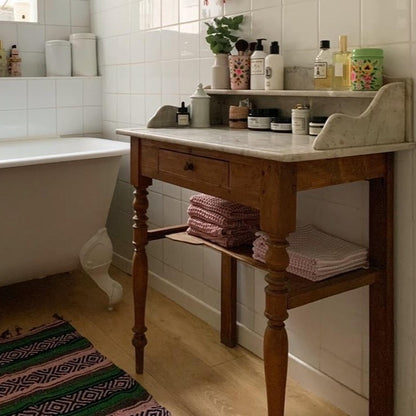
116,126,414,162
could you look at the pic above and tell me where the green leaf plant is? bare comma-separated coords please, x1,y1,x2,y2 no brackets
205,15,244,54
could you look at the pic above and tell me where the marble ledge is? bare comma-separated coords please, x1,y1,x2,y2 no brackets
116,127,415,163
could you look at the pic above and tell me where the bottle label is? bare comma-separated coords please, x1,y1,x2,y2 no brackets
314,62,327,79
251,58,265,75
265,66,272,79
334,62,343,77
177,114,189,126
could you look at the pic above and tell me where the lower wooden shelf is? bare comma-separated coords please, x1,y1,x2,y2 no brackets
151,228,379,310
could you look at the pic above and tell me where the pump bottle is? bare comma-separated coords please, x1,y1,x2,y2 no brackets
265,41,284,90
250,38,267,90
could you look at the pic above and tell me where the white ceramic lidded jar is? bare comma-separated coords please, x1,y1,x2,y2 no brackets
45,40,71,76
69,33,97,76
190,83,211,128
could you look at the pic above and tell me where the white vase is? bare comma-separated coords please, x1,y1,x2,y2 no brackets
211,53,230,89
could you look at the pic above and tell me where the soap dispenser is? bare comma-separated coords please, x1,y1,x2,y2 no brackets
250,38,267,90
190,83,210,128
265,41,284,90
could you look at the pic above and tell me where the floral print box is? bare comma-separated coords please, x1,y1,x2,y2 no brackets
351,48,384,91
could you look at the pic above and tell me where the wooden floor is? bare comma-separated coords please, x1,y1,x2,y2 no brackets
0,267,347,416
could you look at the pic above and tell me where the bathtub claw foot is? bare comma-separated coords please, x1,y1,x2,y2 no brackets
79,228,123,309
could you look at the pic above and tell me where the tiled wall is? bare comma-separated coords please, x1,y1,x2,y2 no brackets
91,1,416,414
0,77,102,139
0,0,90,76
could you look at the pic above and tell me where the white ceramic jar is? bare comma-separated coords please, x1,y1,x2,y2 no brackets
45,40,71,76
190,83,210,128
69,33,97,76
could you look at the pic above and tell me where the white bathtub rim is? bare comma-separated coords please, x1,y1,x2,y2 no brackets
0,136,130,169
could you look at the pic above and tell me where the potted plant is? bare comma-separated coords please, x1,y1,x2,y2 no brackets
205,15,244,89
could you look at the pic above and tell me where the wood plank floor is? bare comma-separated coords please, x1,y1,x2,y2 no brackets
0,267,347,416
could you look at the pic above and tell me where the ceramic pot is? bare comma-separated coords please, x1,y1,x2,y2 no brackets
229,55,250,90
211,53,230,89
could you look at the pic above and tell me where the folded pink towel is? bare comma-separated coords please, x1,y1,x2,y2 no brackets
252,225,369,281
188,227,255,248
188,217,257,238
188,205,259,229
190,194,259,221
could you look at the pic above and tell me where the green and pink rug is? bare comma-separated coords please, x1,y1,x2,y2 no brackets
0,319,171,416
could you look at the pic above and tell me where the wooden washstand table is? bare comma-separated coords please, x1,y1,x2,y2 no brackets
117,126,414,416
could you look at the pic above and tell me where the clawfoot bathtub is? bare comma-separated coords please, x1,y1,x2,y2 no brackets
0,136,130,309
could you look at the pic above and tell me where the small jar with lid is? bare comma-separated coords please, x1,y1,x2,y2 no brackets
247,108,279,130
309,116,328,136
270,117,292,133
351,48,383,91
291,104,310,135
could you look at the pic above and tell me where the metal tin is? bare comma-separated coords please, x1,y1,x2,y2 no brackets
351,48,383,91
291,104,310,135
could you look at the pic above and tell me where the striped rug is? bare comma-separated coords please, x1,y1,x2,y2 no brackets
0,319,171,416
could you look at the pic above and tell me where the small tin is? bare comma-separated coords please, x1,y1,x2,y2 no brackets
291,104,310,135
247,108,279,130
351,48,383,91
309,116,328,136
270,117,292,133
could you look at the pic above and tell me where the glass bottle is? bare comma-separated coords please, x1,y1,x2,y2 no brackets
333,35,351,90
314,40,333,90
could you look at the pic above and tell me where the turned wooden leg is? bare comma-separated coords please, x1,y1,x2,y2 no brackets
263,236,290,416
260,162,297,416
221,253,237,347
132,184,151,374
368,154,394,415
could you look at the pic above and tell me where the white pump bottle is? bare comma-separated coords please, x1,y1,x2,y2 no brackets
265,41,284,90
250,38,267,90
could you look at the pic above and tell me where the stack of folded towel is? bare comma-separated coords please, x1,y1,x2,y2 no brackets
187,194,259,248
252,224,368,281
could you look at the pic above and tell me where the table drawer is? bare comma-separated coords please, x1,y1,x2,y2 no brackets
158,149,229,188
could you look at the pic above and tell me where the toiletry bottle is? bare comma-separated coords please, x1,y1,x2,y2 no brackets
250,38,267,90
8,45,22,77
314,40,333,90
190,83,210,128
333,35,351,90
265,41,284,90
0,40,8,77
176,101,190,127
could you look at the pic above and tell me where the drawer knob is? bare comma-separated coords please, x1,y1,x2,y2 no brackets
184,161,194,171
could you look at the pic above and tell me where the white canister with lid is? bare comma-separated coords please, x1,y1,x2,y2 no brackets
45,40,71,76
69,33,97,76
190,83,210,128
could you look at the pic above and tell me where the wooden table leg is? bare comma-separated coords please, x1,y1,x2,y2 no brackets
261,162,297,416
132,182,151,374
368,154,394,415
221,253,237,347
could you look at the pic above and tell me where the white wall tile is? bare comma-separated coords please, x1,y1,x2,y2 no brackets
17,23,45,52
203,246,221,290
83,106,102,133
117,94,131,123
83,78,102,106
145,62,161,94
130,31,145,63
28,79,56,108
319,0,360,48
179,0,199,23
28,108,57,136
224,0,250,15
0,80,27,110
117,65,131,93
179,58,200,94
362,0,410,45
0,110,27,139
130,94,146,125
57,107,83,134
161,26,180,60
57,79,83,107
161,60,180,94
251,7,282,46
282,0,318,51
70,0,90,27
145,29,161,62
162,0,179,26
180,22,199,58
45,0,70,25
162,194,182,226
